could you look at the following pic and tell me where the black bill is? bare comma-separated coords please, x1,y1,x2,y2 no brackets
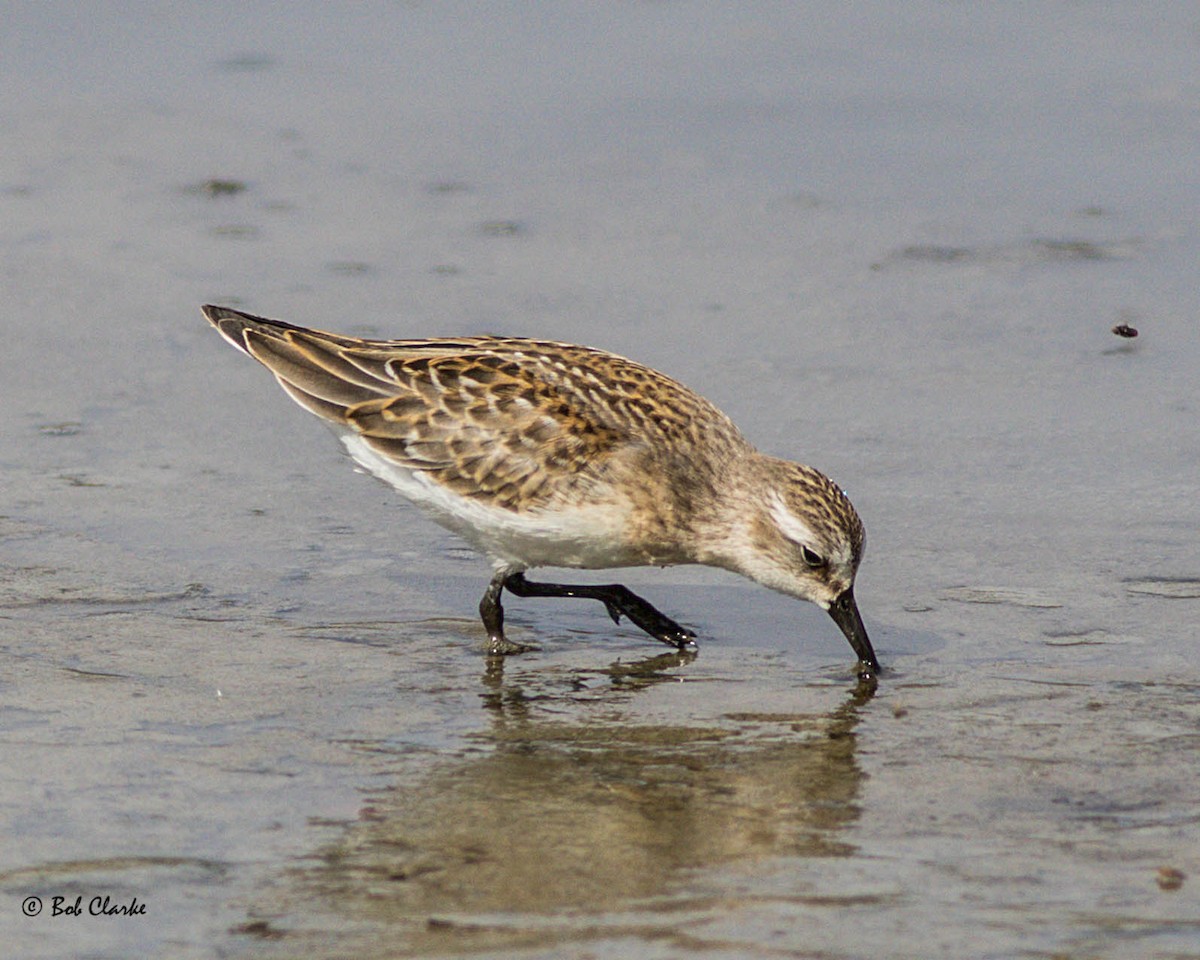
826,587,880,673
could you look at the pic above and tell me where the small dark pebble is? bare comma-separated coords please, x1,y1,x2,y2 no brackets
187,178,248,198
231,919,285,939
1111,324,1139,338
1157,866,1186,891
217,53,274,72
210,224,259,239
480,220,523,237
326,261,372,276
38,422,83,437
426,180,470,195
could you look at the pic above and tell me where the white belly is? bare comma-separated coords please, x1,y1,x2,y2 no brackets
339,434,647,571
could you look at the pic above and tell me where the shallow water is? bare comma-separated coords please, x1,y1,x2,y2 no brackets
2,4,1199,958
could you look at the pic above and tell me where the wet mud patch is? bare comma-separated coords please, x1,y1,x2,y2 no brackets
941,586,1063,608
879,235,1138,268
0,564,209,610
182,178,249,198
1123,577,1200,599
37,421,84,436
1041,628,1128,647
0,855,228,888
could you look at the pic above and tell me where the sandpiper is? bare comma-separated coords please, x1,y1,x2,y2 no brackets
203,305,879,677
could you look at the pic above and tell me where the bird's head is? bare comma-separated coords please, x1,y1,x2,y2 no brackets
717,457,878,677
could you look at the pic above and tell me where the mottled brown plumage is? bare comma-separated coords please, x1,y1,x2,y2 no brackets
204,304,877,676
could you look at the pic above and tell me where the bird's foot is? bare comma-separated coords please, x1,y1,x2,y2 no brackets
603,590,697,649
485,634,539,656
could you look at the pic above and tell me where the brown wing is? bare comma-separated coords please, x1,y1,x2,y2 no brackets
203,305,635,511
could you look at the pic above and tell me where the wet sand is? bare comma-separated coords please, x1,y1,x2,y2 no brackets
2,4,1199,958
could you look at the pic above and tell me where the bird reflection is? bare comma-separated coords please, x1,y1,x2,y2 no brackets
258,648,875,955
479,647,699,717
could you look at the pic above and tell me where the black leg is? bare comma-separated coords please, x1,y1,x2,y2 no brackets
502,572,696,649
478,573,536,655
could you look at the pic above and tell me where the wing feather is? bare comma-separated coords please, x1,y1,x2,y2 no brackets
204,304,744,513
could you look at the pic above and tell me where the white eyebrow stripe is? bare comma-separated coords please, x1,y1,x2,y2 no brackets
768,492,819,546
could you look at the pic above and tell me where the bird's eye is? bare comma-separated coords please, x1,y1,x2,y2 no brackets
800,546,826,568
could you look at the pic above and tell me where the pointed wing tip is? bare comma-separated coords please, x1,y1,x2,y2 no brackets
202,304,256,355
201,303,248,326
204,305,298,357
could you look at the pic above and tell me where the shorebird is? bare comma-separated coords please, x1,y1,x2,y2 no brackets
203,305,879,678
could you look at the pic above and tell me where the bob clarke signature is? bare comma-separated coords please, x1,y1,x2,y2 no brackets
50,895,146,917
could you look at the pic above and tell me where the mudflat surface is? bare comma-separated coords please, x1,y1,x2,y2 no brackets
2,5,1198,958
